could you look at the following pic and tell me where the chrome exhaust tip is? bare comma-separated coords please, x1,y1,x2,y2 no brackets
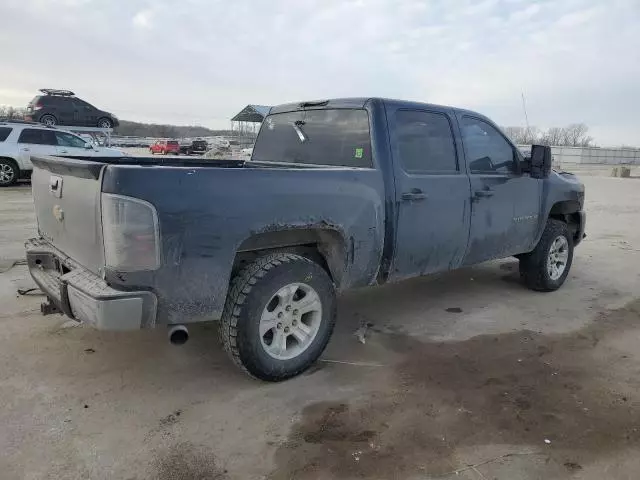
168,325,189,345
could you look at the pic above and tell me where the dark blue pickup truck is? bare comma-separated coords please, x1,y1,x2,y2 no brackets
26,98,585,381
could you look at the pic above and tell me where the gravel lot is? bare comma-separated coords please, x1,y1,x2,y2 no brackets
1,174,639,480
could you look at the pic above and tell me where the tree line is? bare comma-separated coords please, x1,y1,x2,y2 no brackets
501,123,594,147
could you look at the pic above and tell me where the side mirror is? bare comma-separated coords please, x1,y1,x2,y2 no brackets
529,144,552,179
84,142,93,149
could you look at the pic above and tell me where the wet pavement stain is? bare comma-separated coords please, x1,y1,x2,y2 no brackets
269,299,640,479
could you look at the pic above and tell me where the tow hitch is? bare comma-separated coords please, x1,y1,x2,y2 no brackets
40,298,61,316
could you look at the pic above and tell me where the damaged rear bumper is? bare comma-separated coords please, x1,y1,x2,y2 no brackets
25,238,157,330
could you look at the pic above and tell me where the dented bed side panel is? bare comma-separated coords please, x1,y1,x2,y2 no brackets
101,165,386,325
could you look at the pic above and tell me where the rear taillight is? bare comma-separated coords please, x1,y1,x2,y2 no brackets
101,193,160,271
32,102,43,111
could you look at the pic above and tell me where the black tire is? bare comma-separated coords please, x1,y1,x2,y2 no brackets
97,118,113,129
519,219,574,292
220,253,337,381
39,114,57,126
0,158,19,187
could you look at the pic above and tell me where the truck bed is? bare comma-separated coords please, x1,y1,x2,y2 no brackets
29,154,386,325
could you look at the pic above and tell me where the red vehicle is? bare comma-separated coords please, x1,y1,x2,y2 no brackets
149,140,180,155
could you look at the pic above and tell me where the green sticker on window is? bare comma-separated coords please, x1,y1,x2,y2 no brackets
354,148,364,159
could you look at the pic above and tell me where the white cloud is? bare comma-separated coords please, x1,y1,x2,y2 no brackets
0,0,639,146
132,9,153,29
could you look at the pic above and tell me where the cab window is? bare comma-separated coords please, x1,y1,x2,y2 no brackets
461,116,516,174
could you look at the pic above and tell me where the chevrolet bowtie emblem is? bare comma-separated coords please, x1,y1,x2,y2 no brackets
52,204,64,222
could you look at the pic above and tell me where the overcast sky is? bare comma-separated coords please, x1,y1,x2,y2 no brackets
2,0,638,146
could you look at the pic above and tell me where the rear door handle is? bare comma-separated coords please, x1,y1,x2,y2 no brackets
401,189,428,201
21,148,30,152
59,150,68,154
474,189,495,198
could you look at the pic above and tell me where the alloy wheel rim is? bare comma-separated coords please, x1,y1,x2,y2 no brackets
259,282,322,360
0,164,15,183
547,235,569,280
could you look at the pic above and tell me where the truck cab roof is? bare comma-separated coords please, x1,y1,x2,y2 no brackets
268,97,489,121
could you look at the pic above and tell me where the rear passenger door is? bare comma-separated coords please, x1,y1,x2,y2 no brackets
73,99,96,126
16,128,59,168
388,108,471,280
50,97,74,125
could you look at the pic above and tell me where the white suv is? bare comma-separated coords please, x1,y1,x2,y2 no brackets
0,121,125,186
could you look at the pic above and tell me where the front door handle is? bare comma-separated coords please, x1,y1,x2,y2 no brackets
59,150,68,154
401,189,428,201
21,148,30,152
474,189,495,198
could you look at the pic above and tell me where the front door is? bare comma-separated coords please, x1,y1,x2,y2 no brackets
54,131,91,157
458,115,541,265
388,107,472,281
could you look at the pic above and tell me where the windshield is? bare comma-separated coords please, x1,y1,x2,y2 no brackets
252,108,372,168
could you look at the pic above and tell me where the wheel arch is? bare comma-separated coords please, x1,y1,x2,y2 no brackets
233,227,348,288
548,200,583,245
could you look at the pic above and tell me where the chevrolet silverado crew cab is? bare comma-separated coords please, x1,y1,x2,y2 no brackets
26,98,586,381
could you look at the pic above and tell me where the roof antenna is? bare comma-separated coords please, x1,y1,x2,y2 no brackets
521,91,530,129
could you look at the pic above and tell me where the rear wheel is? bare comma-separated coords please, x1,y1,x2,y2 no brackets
220,253,336,381
519,219,574,291
0,158,19,187
97,118,113,129
40,114,57,126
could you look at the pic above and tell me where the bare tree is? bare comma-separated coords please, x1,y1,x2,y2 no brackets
561,123,593,147
503,123,594,147
0,105,27,120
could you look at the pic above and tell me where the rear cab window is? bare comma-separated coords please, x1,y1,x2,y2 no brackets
0,127,13,142
252,109,372,168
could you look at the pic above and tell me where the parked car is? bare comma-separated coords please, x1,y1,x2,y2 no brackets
179,139,208,155
149,140,180,155
26,98,586,381
25,89,119,129
0,121,125,186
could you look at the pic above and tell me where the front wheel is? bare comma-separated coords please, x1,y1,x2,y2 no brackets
519,219,574,291
97,118,113,129
220,253,336,381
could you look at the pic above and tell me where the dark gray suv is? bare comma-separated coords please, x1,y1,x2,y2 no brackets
26,89,119,129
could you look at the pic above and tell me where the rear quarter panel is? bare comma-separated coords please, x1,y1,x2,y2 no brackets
101,165,385,325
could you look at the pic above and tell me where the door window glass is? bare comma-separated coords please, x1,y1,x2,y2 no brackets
395,110,458,173
0,127,12,142
55,131,88,148
17,128,57,145
461,117,516,174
